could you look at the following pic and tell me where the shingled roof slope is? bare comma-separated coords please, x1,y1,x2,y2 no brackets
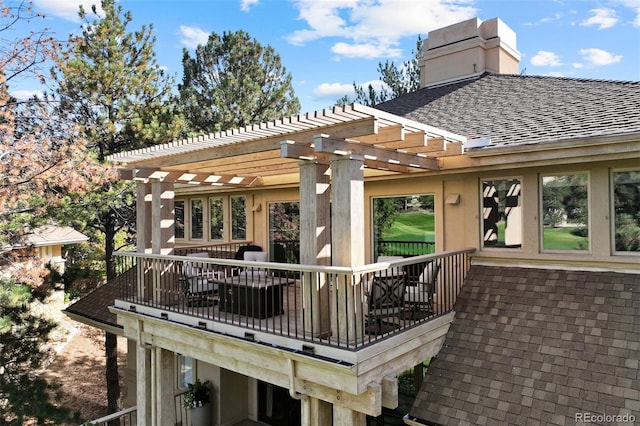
375,73,640,147
63,267,135,333
409,265,640,426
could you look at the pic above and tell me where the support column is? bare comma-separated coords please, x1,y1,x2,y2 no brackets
151,181,175,302
136,182,153,301
136,181,152,253
151,181,175,255
333,405,366,426
306,397,332,426
299,160,331,337
155,347,176,426
136,341,152,426
330,155,365,343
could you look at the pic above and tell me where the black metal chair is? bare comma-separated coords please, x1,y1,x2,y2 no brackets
365,271,407,335
402,260,440,319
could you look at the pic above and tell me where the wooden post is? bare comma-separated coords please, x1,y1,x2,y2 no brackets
151,181,174,302
155,347,176,426
299,160,331,337
330,154,365,343
136,341,152,426
136,182,152,301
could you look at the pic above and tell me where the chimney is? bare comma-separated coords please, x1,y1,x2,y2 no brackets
420,17,521,87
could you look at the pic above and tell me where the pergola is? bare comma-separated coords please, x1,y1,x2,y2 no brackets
113,103,466,188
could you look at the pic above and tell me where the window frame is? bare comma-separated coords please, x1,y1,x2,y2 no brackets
611,168,640,255
175,199,185,240
209,196,224,241
176,354,195,390
370,193,436,260
480,177,523,250
230,195,247,241
539,172,591,254
190,198,204,240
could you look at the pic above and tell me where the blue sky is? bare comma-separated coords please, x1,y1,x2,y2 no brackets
11,0,640,113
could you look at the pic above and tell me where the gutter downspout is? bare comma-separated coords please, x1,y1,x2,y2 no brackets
403,413,428,425
287,358,305,401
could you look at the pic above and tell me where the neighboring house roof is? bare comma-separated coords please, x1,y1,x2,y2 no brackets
375,73,640,148
25,225,89,247
63,268,134,336
408,265,640,426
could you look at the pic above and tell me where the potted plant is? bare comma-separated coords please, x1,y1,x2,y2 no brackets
183,379,211,426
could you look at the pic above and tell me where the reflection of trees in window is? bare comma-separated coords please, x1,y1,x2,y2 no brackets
372,195,435,257
269,202,300,263
190,199,203,239
482,179,522,248
209,197,223,240
231,196,246,240
175,200,185,239
541,174,588,251
614,170,640,252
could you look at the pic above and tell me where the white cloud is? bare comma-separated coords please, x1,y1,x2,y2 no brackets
286,0,477,59
580,8,618,29
572,62,585,69
10,89,44,100
313,79,387,100
531,51,562,67
32,0,104,22
579,48,623,66
314,82,356,99
179,26,210,49
240,0,260,12
547,71,566,77
331,42,402,59
611,0,640,26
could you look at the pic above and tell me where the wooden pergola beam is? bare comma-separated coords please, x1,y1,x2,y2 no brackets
313,136,440,171
120,167,262,187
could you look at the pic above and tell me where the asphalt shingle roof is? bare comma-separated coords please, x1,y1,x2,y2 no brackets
409,266,640,426
63,268,135,331
375,73,640,147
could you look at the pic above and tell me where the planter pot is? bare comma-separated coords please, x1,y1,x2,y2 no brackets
190,403,211,426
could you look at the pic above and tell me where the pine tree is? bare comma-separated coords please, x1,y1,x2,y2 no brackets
51,0,184,414
179,30,300,133
337,35,423,106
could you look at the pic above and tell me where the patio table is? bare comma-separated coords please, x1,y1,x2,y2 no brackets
215,275,294,319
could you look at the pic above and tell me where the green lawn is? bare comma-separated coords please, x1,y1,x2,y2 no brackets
382,211,435,242
543,227,588,250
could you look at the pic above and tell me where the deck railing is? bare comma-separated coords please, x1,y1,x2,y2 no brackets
114,247,473,350
83,406,136,425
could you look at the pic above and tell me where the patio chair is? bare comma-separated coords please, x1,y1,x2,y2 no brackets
182,252,218,305
402,260,440,319
240,250,269,279
230,245,263,276
365,269,407,335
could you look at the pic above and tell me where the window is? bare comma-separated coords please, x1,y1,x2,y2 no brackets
209,197,223,240
269,202,300,263
175,200,185,239
177,355,194,389
482,178,522,248
231,195,246,240
372,195,435,259
541,173,589,251
190,199,203,239
613,170,640,253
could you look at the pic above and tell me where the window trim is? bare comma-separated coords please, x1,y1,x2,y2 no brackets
190,198,205,240
611,167,640,256
479,176,523,251
539,172,591,254
209,196,224,241
175,199,186,240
